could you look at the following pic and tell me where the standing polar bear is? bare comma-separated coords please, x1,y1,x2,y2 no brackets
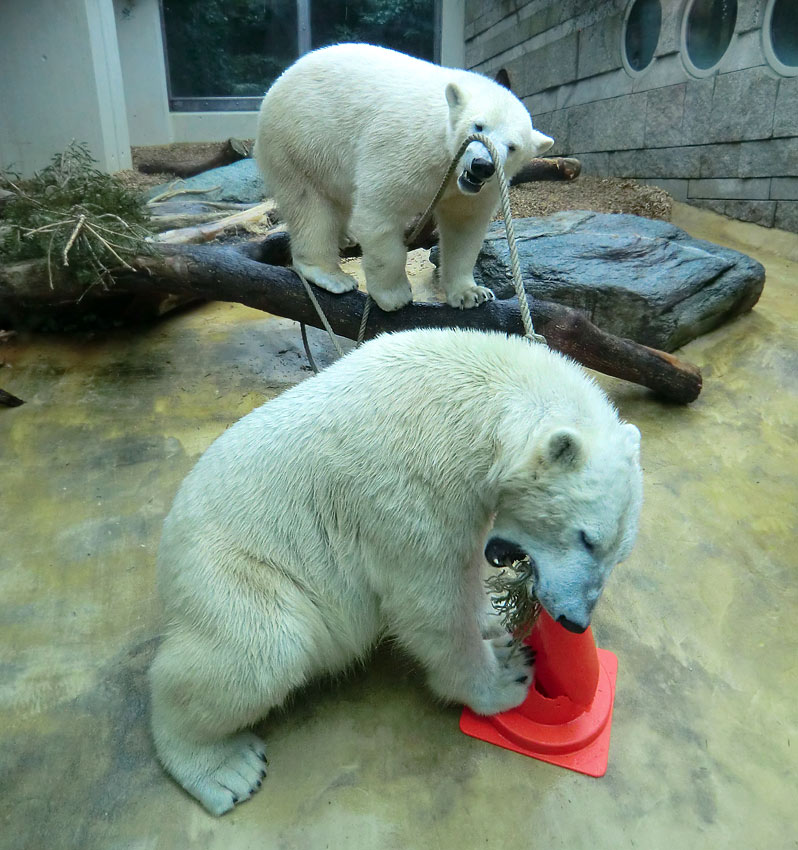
149,329,643,815
254,44,553,311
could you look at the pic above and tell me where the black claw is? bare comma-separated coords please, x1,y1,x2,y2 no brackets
260,769,267,779
515,675,528,684
522,646,537,664
256,780,262,788
232,796,239,804
259,752,267,763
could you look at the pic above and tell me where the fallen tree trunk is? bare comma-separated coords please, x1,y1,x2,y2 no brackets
512,157,581,185
131,241,702,403
135,138,251,178
152,200,277,245
1,232,702,401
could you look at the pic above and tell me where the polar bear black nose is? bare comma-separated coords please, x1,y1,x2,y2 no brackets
469,158,495,180
556,615,588,634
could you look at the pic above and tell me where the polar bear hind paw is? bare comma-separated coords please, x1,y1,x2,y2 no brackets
367,280,413,312
171,731,268,816
447,284,495,310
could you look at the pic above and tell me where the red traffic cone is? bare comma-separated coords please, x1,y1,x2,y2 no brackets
460,609,618,777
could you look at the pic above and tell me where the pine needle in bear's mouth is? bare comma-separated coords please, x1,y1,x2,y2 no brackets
484,556,541,643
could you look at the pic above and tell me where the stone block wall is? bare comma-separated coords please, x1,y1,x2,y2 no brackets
465,0,798,232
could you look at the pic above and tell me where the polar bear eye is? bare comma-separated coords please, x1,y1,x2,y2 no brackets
580,530,596,553
508,144,517,153
474,123,484,132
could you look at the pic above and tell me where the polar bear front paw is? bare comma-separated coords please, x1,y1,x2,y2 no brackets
465,637,534,716
478,608,506,639
166,731,268,816
446,284,495,310
296,263,359,295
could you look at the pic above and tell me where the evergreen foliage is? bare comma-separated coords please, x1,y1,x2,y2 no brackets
0,142,152,290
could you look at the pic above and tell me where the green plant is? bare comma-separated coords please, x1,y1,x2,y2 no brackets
0,141,153,292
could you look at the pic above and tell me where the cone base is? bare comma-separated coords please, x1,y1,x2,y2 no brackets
459,648,618,778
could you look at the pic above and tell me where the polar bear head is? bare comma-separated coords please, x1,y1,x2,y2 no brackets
486,422,643,633
444,78,554,196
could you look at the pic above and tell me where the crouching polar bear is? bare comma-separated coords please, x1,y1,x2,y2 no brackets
254,44,553,312
149,329,643,814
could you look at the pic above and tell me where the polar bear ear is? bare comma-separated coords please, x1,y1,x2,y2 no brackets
538,427,585,471
621,422,642,458
445,82,466,114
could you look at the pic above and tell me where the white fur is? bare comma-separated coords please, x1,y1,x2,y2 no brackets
253,44,553,312
149,329,642,815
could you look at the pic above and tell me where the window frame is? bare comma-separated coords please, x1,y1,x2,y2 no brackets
679,0,739,79
620,0,662,78
761,0,798,78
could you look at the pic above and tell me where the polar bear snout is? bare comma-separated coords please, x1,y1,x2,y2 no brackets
468,158,495,181
458,141,500,194
556,615,589,634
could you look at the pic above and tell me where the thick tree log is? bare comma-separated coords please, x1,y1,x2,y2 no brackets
135,138,251,178
512,157,581,185
131,242,702,403
0,233,702,401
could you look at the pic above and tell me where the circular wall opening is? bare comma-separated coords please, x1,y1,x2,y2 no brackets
681,0,738,76
622,0,662,75
763,0,798,76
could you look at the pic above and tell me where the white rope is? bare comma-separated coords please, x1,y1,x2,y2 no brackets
294,266,345,372
406,132,546,346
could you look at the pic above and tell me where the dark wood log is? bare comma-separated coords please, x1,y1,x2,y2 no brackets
512,157,581,185
0,234,702,402
136,139,251,178
234,225,437,267
131,242,702,403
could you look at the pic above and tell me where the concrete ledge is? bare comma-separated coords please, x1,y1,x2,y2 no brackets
688,178,772,200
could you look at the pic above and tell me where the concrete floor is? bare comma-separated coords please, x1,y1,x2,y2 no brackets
1,204,796,849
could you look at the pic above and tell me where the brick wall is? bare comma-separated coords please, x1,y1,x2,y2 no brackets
465,0,798,232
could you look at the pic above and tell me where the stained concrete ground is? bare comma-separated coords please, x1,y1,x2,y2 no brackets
1,203,796,850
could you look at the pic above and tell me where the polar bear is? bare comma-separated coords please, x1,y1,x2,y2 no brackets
149,329,642,815
254,44,553,312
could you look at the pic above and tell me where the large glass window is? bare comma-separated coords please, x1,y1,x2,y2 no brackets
681,0,738,75
161,0,298,108
160,0,437,111
311,0,435,60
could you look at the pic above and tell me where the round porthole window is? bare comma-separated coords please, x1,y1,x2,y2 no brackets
681,0,738,76
763,0,798,77
622,0,662,76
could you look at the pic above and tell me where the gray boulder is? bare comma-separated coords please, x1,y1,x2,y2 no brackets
432,211,765,352
146,158,267,204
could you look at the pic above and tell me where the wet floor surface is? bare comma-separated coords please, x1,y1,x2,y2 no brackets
1,204,796,849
